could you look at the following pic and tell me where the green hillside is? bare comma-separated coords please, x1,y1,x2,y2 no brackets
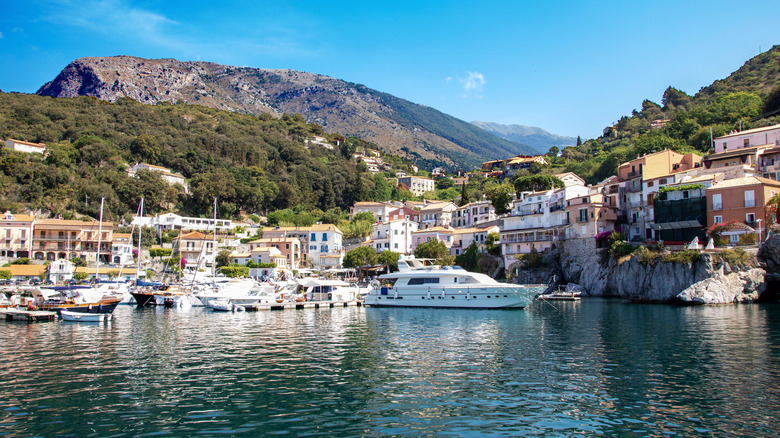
0,93,414,221
541,45,780,184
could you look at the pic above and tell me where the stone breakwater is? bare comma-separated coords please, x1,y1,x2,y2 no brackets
514,236,777,305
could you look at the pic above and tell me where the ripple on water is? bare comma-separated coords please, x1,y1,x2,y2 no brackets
0,301,779,436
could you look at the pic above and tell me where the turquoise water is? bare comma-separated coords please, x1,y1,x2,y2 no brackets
1,299,779,437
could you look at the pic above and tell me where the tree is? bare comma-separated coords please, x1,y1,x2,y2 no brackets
547,146,560,157
484,182,514,215
514,175,565,194
458,182,469,207
378,251,400,272
455,242,482,272
69,256,87,267
435,177,454,190
352,211,376,223
414,240,455,265
216,249,231,268
0,270,10,280
343,247,379,280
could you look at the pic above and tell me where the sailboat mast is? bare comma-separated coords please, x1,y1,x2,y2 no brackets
212,198,217,278
136,198,144,282
95,197,104,281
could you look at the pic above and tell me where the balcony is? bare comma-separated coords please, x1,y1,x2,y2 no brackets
745,200,756,208
712,203,722,210
627,171,641,178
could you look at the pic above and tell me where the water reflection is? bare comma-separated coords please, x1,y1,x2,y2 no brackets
0,300,778,436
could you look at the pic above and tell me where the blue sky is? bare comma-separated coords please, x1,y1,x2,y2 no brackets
1,1,779,140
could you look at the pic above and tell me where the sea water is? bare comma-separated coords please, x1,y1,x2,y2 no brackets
1,299,779,437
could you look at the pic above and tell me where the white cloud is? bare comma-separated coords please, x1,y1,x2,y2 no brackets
462,71,485,91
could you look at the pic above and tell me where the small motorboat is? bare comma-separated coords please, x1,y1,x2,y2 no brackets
207,299,234,312
60,309,112,322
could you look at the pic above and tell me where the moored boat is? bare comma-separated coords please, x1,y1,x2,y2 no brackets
60,309,112,322
364,258,546,309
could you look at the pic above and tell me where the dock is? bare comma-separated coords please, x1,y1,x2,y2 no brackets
1,308,58,322
237,301,362,311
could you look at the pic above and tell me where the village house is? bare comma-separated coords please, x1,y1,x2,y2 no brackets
248,237,301,270
452,200,496,228
349,201,397,222
127,163,189,193
48,258,75,284
617,149,702,241
397,175,435,197
504,155,548,178
74,266,139,282
172,231,218,270
411,226,455,253
419,202,457,229
0,211,34,259
32,219,113,263
111,233,134,266
714,123,780,154
133,212,235,233
651,174,719,243
386,206,421,222
706,176,780,243
307,223,344,269
564,190,619,240
450,225,500,256
4,139,46,154
368,219,419,254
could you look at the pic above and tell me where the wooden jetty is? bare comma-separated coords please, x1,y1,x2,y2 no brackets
1,308,58,322
235,301,362,312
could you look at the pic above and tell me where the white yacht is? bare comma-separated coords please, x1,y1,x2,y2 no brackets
364,259,546,309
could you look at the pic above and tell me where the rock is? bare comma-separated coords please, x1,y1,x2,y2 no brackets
676,268,765,304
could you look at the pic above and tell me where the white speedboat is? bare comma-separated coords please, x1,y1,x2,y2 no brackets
298,278,362,302
364,259,545,309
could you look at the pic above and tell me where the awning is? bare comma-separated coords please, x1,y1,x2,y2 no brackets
651,219,702,231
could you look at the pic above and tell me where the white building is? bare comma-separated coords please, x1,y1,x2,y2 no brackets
5,139,46,154
349,202,397,222
48,259,75,284
501,182,589,267
307,223,344,269
127,163,189,193
111,233,135,266
370,219,419,254
419,202,457,228
133,213,236,233
397,176,435,196
451,225,500,256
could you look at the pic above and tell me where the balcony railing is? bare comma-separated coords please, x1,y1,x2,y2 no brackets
745,200,756,208
712,203,722,210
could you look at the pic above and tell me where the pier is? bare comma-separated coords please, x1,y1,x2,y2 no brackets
1,308,58,322
238,301,362,311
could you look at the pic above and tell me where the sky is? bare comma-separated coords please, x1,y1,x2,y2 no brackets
1,0,779,140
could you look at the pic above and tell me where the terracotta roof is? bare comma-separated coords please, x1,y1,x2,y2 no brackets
35,219,113,229
0,265,47,277
310,223,342,233
706,176,780,190
704,144,771,160
0,214,34,222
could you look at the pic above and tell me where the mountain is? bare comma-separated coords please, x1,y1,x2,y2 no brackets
37,56,536,170
471,121,575,152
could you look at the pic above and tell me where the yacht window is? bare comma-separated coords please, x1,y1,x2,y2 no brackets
408,278,440,285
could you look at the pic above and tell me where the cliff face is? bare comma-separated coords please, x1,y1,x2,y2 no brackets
533,238,766,304
37,56,535,170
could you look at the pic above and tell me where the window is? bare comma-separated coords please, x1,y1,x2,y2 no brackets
647,181,654,188
746,213,756,224
744,139,750,147
408,278,440,285
712,194,722,210
322,233,328,241
310,233,316,242
745,190,755,208
579,208,588,222
714,215,722,224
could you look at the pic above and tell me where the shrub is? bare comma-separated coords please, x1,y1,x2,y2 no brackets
520,247,544,269
660,250,702,264
738,233,758,246
718,248,751,267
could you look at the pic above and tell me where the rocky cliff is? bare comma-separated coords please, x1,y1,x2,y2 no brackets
516,238,767,304
37,56,535,170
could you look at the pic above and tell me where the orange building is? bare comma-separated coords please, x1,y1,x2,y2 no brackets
32,219,113,263
705,176,780,242
248,237,301,269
